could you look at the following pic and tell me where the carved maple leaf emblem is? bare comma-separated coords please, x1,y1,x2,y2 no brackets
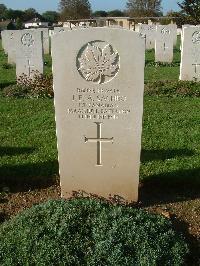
78,43,119,84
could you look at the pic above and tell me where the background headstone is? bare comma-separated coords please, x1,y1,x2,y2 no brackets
180,26,200,81
1,30,18,63
16,30,44,78
52,28,145,202
155,25,173,63
138,24,156,50
53,27,70,34
7,31,17,64
39,28,50,54
170,23,178,46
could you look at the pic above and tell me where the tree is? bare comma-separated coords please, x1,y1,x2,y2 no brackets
23,8,41,21
59,0,91,20
16,17,23,29
42,11,60,24
178,0,200,24
0,4,7,19
107,10,125,17
4,9,24,20
92,10,108,17
126,0,162,17
0,4,7,15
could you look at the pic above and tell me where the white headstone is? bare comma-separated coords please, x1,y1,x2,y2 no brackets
51,28,145,203
2,30,18,63
170,24,178,46
7,31,18,64
1,30,7,52
15,30,44,78
53,27,69,34
138,24,156,49
180,26,200,81
155,25,174,63
39,28,50,54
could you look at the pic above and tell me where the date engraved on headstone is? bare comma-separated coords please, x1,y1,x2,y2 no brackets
77,41,120,84
161,28,170,35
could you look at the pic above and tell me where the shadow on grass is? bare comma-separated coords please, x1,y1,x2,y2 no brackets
170,215,200,266
0,160,59,192
0,146,35,156
0,81,16,89
139,167,200,205
141,149,194,163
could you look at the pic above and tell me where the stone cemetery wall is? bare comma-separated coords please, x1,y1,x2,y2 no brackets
155,25,174,63
180,26,200,81
52,28,145,202
138,24,156,50
15,30,44,79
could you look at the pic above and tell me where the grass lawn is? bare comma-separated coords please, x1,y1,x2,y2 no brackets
0,37,181,88
0,96,199,187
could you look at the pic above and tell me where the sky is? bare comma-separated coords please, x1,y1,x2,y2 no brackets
1,0,180,14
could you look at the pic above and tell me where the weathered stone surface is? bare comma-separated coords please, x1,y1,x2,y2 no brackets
155,25,174,63
180,26,200,81
52,28,145,202
138,24,156,49
39,28,50,54
53,27,69,34
15,30,44,78
2,30,18,63
170,23,178,46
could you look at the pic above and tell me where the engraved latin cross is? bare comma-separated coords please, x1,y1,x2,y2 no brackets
27,59,34,76
85,122,114,166
192,63,200,81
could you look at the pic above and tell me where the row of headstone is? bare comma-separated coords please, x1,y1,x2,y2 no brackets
1,24,200,84
180,26,200,81
1,29,44,78
136,24,177,63
1,25,199,202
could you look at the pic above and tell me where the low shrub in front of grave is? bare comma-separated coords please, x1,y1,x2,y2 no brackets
0,198,188,266
145,80,200,97
1,63,13,69
3,71,53,98
145,61,180,67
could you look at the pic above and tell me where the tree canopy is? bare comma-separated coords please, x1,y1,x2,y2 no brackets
126,0,162,17
59,0,91,20
178,0,200,24
42,11,60,24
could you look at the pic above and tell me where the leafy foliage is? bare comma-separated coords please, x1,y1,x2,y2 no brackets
145,80,200,97
1,63,13,69
3,71,53,98
0,198,189,266
59,0,91,20
126,0,162,17
42,11,60,24
178,0,200,24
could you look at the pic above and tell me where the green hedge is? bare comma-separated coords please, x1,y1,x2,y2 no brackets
0,199,188,266
145,80,200,97
2,79,200,99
